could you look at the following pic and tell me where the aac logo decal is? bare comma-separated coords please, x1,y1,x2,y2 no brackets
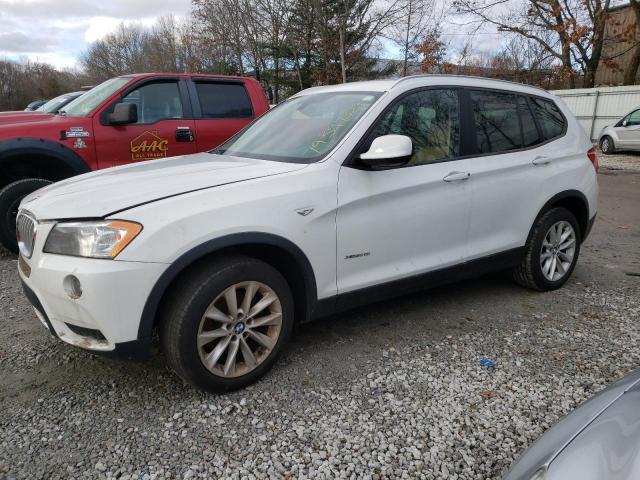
130,131,169,160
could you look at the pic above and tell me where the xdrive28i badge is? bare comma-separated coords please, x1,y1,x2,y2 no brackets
130,131,169,161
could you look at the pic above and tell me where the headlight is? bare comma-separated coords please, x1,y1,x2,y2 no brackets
44,220,142,258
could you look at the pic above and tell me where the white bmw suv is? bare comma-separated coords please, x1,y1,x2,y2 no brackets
17,76,598,392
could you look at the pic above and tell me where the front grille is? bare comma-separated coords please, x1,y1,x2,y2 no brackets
16,212,37,258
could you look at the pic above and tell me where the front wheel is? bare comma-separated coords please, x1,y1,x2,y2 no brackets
0,178,52,253
160,255,294,393
513,207,581,291
600,135,615,154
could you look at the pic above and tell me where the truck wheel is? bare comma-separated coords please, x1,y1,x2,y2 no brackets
160,255,294,393
0,179,52,253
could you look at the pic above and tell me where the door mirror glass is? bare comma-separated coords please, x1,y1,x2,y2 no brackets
360,135,412,167
622,119,628,127
107,103,137,125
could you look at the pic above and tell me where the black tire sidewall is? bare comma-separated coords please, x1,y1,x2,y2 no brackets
0,179,52,253
600,136,614,154
168,259,294,393
529,208,581,290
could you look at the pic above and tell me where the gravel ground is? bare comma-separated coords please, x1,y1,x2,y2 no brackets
599,150,640,172
1,165,639,479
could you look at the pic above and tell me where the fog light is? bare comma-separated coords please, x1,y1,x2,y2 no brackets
63,275,82,299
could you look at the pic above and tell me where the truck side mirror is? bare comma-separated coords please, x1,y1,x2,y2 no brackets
107,103,137,125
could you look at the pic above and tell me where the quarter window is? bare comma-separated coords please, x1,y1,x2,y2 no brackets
370,89,460,164
195,82,253,118
530,97,565,140
121,81,183,124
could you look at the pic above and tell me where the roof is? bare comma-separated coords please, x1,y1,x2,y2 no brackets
119,72,255,82
296,74,551,97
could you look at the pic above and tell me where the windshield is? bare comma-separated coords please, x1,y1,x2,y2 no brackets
60,77,130,117
37,93,78,113
215,91,382,163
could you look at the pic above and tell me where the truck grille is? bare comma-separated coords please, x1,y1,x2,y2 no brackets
16,212,37,259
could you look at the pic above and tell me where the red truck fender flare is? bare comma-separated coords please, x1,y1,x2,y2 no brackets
0,137,91,179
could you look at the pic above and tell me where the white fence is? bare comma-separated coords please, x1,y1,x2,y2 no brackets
550,85,640,141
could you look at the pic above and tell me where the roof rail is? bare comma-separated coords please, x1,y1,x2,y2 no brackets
390,74,550,94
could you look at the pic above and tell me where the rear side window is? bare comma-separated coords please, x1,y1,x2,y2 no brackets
195,82,253,118
471,90,523,153
530,98,565,140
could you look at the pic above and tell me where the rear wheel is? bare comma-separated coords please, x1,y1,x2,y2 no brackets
600,135,615,154
0,178,52,253
513,207,581,291
160,255,294,393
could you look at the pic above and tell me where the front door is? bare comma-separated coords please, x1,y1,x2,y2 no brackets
615,109,640,149
93,79,196,168
336,88,471,295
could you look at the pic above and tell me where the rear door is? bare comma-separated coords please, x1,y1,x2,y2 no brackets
465,90,561,259
93,78,196,168
188,79,255,151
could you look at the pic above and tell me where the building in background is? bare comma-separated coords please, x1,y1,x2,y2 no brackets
596,2,640,86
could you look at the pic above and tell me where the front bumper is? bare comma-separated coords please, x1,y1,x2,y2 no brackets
18,223,168,360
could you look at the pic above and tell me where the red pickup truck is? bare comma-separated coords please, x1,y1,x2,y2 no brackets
0,73,269,252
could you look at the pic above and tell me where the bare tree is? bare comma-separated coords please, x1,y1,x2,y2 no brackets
623,0,640,85
453,0,613,87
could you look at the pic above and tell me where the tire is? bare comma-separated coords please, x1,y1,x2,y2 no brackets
600,135,615,154
513,207,581,291
0,178,52,253
160,255,294,393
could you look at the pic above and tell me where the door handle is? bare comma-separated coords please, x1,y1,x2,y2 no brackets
532,156,552,166
176,126,194,142
443,171,471,182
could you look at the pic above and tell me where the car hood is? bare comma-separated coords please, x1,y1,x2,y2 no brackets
545,381,640,479
0,111,53,124
21,152,308,220
504,369,640,479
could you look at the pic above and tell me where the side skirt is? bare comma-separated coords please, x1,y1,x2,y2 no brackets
311,247,524,320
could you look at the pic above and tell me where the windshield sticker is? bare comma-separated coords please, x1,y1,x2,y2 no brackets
73,138,86,149
306,102,371,155
65,127,90,138
131,131,169,160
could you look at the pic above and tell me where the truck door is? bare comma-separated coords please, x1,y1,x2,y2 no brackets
189,79,255,151
93,78,196,168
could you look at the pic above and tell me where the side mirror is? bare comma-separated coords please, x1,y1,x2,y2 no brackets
622,120,628,127
107,103,137,125
359,135,412,168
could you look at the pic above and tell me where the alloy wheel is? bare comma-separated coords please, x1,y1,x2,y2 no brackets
540,220,576,282
601,138,610,153
197,281,282,378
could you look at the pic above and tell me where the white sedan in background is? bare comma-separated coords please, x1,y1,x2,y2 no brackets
599,107,640,154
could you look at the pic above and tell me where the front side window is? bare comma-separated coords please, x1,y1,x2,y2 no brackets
196,82,252,118
215,92,381,163
530,97,565,140
471,90,524,154
61,77,130,117
369,89,460,164
625,109,640,126
120,81,183,124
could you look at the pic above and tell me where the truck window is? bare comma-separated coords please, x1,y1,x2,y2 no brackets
195,82,253,118
121,81,184,125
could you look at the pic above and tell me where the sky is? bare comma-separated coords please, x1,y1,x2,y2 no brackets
0,0,511,70
0,0,192,69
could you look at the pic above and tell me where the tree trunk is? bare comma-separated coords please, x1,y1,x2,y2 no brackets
624,0,640,85
339,22,347,83
402,0,412,77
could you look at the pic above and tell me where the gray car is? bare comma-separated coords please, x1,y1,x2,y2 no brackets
599,107,640,154
504,369,640,480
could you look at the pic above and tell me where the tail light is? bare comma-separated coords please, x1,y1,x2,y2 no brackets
587,146,599,172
